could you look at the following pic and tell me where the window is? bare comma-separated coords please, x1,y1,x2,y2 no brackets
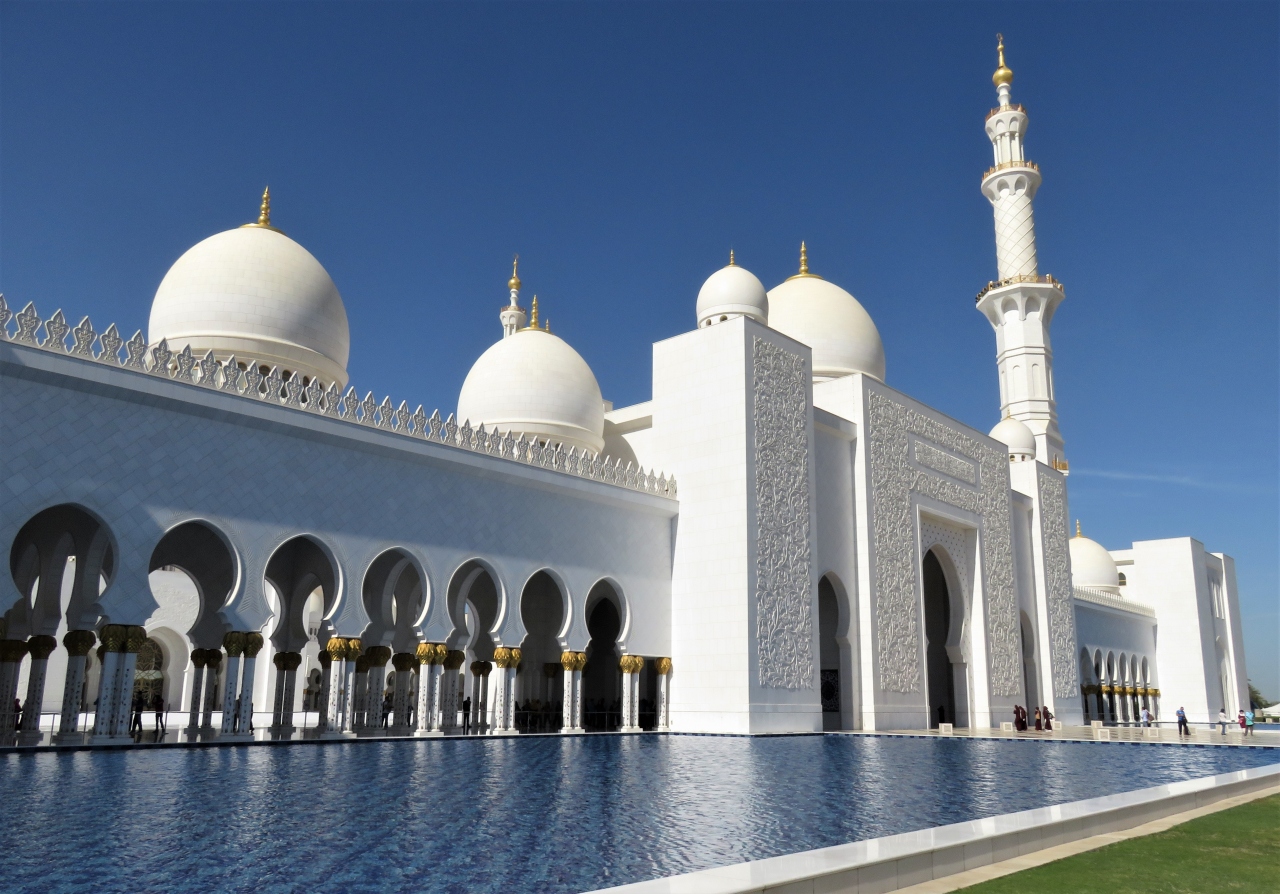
1118,572,1126,586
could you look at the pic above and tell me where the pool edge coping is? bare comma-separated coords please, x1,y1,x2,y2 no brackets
583,762,1280,894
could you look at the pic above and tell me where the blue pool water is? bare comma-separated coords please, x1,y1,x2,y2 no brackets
1,735,1275,894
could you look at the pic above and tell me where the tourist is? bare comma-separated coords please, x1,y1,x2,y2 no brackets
13,697,22,730
1238,710,1246,731
1043,706,1053,731
1141,706,1152,727
1244,709,1255,736
1176,706,1189,736
1033,707,1042,731
462,696,471,733
1219,708,1229,735
153,694,166,733
233,695,242,732
382,694,392,728
130,693,145,735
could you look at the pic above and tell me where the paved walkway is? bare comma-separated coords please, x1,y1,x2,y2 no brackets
858,724,1280,749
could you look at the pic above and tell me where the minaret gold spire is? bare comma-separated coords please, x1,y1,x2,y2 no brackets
729,249,736,266
241,186,281,232
528,295,539,329
1075,519,1082,538
508,254,522,291
993,33,1014,88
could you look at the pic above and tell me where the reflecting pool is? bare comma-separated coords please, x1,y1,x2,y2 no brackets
2,735,1275,893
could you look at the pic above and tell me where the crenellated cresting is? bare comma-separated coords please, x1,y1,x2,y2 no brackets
0,296,676,499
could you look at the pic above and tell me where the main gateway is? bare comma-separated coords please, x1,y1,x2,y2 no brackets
0,41,1248,741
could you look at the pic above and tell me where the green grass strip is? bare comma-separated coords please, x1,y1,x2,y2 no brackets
958,793,1280,893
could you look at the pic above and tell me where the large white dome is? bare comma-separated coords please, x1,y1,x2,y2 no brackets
149,223,351,387
766,255,884,382
1069,526,1120,594
697,260,768,327
457,328,605,455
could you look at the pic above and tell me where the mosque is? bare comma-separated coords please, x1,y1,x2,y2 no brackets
0,40,1249,743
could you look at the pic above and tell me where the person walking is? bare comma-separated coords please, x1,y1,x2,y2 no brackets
462,696,471,734
153,693,166,734
1042,706,1053,731
1218,708,1229,736
1176,706,1189,736
130,692,144,736
1033,707,1042,731
1141,706,1152,727
1238,710,1246,731
382,693,392,729
1244,709,1255,737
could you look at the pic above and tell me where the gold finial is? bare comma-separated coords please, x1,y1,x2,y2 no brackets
729,249,736,266
528,295,539,330
241,186,281,232
508,254,521,291
786,241,822,281
993,34,1014,88
1075,519,1082,538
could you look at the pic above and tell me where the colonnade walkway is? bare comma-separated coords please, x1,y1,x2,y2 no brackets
866,724,1280,748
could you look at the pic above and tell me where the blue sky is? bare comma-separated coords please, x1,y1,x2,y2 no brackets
3,2,1277,694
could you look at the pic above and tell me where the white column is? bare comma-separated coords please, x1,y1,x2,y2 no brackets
271,652,289,730
111,627,145,737
235,633,263,736
470,662,489,733
316,652,333,731
656,658,672,730
414,644,440,735
187,649,209,732
0,640,27,738
57,631,96,736
342,642,361,733
351,663,370,731
279,656,299,733
390,652,415,732
439,653,462,732
219,632,245,735
561,651,585,732
201,656,221,730
19,635,58,741
620,655,642,732
92,645,119,736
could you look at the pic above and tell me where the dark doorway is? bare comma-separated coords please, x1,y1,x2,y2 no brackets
922,550,956,728
583,593,621,731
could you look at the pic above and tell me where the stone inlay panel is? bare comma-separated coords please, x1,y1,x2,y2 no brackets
752,337,813,690
1036,465,1079,697
867,388,1019,695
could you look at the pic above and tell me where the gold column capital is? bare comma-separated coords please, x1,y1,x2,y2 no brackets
63,630,97,658
655,657,673,675
243,632,265,658
124,626,148,653
222,631,247,657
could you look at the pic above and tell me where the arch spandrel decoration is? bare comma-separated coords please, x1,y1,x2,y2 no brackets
866,388,1019,696
1036,465,1080,698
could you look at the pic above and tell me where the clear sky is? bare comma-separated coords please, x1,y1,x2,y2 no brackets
3,2,1277,694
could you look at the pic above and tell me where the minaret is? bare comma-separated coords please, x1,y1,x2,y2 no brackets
500,255,526,337
975,36,1068,472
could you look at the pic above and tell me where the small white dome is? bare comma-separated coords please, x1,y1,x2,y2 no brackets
457,328,605,455
989,417,1037,461
1070,527,1120,593
696,262,768,327
766,265,884,382
149,224,350,387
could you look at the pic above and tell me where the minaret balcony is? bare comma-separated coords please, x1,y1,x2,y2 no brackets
986,103,1026,121
981,159,1039,181
975,274,1064,304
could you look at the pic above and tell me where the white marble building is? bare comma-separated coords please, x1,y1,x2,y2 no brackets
0,40,1247,743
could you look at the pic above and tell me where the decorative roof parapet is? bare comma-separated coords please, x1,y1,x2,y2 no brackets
1072,585,1156,618
0,296,676,499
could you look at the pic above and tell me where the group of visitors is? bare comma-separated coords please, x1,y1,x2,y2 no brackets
126,693,169,739
1215,708,1256,736
1011,704,1052,731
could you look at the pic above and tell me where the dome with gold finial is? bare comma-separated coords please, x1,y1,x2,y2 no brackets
458,294,605,455
766,242,885,382
696,250,768,328
992,33,1014,88
1069,521,1121,594
149,188,351,387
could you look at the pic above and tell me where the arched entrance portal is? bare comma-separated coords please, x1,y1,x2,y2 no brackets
817,575,845,731
582,583,622,731
922,549,957,729
518,571,565,733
